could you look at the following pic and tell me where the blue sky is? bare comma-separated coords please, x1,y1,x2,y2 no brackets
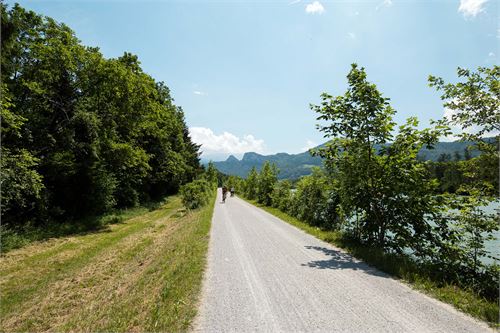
10,0,499,160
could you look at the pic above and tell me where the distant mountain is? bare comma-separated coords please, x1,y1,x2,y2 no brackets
213,139,487,179
213,150,323,179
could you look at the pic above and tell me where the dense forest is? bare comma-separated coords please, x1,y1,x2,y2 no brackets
227,64,499,304
1,4,202,227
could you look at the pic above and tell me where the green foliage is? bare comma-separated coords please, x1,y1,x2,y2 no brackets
312,65,448,250
243,167,259,200
312,64,396,245
225,175,243,194
433,195,499,297
204,162,219,186
429,65,499,196
270,180,292,211
306,63,497,301
0,148,44,223
288,168,333,227
256,161,278,206
0,4,201,225
429,66,499,139
180,179,212,210
426,161,464,193
428,65,499,299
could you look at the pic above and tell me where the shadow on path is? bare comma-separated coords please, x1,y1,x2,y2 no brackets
302,245,388,278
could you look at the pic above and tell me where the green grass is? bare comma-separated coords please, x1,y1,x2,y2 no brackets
242,197,499,328
0,192,216,332
0,204,157,254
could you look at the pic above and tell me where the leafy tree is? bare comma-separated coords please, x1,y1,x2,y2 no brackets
225,175,243,194
440,162,463,193
1,149,44,224
312,63,396,245
1,83,44,223
270,180,292,211
429,66,498,196
0,4,201,224
244,167,258,200
433,193,499,297
429,65,499,296
377,118,446,255
289,167,331,227
204,162,219,187
429,66,499,140
256,162,278,206
312,64,447,250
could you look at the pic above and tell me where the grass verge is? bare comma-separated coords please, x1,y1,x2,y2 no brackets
0,202,163,254
241,197,499,328
0,192,216,332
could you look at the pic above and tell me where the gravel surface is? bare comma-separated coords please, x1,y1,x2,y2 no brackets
193,192,493,333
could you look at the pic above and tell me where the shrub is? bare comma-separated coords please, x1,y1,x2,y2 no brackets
256,162,278,206
270,180,292,211
180,179,212,209
288,168,339,228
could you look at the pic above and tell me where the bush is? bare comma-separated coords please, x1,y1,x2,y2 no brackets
180,179,212,209
256,162,278,206
270,180,292,211
0,148,44,225
285,168,340,228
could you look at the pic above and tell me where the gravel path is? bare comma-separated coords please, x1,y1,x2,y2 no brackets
193,192,493,332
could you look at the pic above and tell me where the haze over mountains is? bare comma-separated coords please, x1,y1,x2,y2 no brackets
212,140,483,179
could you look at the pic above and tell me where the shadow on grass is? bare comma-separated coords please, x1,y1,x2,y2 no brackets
1,197,169,254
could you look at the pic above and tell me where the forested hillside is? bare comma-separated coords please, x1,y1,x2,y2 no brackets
213,139,483,179
1,4,202,226
214,151,322,179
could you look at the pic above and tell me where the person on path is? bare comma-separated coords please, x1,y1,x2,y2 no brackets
222,186,228,203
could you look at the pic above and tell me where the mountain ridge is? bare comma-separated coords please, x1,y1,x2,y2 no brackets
213,139,487,179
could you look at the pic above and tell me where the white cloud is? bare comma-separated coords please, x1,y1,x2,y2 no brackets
458,0,488,18
441,106,466,141
441,105,499,141
488,52,495,57
376,0,393,10
289,0,301,5
189,127,266,158
301,140,317,152
193,91,208,96
348,32,356,39
305,1,325,14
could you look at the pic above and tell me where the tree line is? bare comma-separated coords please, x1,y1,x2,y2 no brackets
1,4,202,226
231,64,499,301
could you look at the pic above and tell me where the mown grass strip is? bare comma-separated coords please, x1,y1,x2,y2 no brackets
0,193,216,332
0,206,173,319
0,205,155,255
241,197,499,327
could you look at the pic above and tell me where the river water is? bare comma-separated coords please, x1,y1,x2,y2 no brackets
481,200,499,265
